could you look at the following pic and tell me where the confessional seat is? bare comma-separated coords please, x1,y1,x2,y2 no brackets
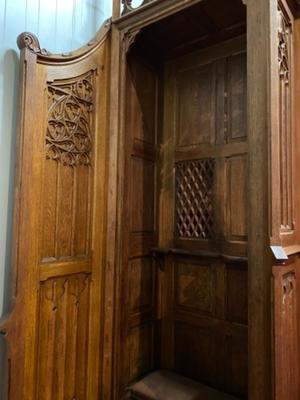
128,370,239,400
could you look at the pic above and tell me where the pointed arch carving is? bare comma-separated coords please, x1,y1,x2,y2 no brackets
0,19,112,400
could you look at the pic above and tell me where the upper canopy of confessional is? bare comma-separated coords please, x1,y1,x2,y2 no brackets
114,0,300,19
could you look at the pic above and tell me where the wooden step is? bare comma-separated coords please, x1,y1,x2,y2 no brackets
128,370,240,400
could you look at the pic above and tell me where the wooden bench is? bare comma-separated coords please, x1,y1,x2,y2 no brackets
128,370,240,400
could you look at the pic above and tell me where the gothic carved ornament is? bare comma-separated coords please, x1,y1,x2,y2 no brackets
46,71,95,167
278,6,292,84
17,32,49,55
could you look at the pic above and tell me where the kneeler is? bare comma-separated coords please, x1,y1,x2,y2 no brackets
128,370,240,400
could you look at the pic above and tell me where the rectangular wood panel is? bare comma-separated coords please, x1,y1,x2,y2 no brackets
129,257,154,314
36,274,90,400
227,52,247,142
226,264,248,324
225,154,247,242
176,62,215,147
175,261,216,316
126,323,154,383
130,157,155,233
128,57,157,145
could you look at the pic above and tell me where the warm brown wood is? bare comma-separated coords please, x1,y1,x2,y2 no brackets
0,20,111,400
2,0,300,399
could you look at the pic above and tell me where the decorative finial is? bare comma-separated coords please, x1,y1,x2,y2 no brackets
17,32,48,55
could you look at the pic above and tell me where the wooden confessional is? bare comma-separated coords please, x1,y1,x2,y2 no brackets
1,0,300,399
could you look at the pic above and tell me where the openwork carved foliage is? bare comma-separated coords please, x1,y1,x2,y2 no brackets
46,71,95,166
277,3,294,232
176,159,214,239
278,6,292,84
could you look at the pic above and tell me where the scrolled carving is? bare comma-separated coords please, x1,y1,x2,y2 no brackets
17,32,49,55
122,0,153,15
278,7,292,84
46,71,95,166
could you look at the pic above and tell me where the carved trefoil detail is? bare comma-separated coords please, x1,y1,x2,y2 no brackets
175,159,214,239
46,71,95,166
278,3,294,232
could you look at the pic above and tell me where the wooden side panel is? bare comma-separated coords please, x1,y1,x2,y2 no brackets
119,54,158,395
2,24,111,400
273,262,300,400
36,275,90,400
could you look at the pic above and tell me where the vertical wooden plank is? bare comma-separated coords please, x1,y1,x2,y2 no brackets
74,165,89,256
247,0,277,398
41,160,58,260
36,281,57,400
52,279,68,400
75,276,90,397
55,166,74,258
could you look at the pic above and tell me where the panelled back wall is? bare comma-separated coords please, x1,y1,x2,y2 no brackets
0,1,111,398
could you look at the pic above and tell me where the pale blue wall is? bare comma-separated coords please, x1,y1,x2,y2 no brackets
0,0,112,397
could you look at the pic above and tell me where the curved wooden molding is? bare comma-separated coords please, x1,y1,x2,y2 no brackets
16,18,112,64
0,17,112,400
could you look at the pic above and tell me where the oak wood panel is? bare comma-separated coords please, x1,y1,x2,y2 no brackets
0,22,111,400
126,323,155,384
130,157,155,233
175,261,217,316
118,54,158,396
36,274,90,400
170,40,248,258
159,35,248,397
225,154,248,243
273,261,300,400
176,62,216,147
129,257,154,314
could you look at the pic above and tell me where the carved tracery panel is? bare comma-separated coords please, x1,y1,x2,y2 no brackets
46,71,95,167
278,3,294,233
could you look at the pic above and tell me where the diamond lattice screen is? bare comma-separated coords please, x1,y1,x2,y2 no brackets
175,159,214,239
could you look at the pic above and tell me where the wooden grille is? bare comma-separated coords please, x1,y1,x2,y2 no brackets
175,159,214,239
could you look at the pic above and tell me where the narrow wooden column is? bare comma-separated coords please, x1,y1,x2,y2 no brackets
247,0,278,398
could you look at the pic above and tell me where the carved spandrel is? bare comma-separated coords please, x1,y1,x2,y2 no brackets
46,71,95,167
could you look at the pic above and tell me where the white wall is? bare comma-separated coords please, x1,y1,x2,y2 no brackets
0,0,112,397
